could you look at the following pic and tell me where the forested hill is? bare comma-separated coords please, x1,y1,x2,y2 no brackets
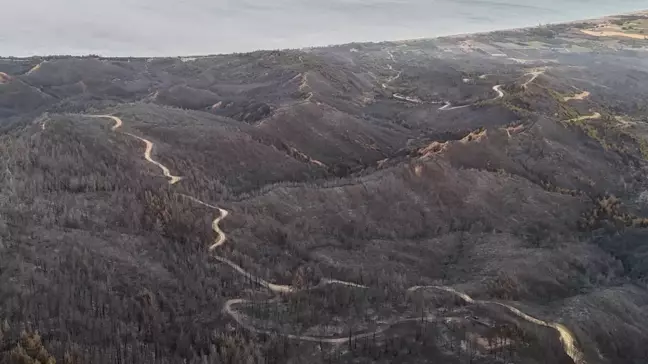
1,12,648,364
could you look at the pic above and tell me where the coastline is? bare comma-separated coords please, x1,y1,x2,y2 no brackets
3,3,648,363
397,9,648,43
1,9,647,60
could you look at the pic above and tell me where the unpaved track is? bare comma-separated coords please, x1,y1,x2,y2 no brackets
87,115,182,184
224,298,437,343
438,101,471,111
564,91,590,102
86,114,122,131
522,70,545,89
83,113,585,363
581,29,648,40
177,194,229,249
178,194,370,295
179,193,294,293
382,51,504,109
438,84,504,111
408,286,584,364
381,65,402,90
26,61,45,75
123,132,183,184
492,84,504,99
569,112,601,122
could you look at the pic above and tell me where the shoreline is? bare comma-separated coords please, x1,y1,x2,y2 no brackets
421,9,648,42
2,9,646,60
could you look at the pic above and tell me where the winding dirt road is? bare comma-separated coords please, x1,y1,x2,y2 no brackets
177,194,229,248
83,112,585,363
492,84,504,99
86,115,182,184
438,101,470,111
382,52,504,108
408,286,584,364
569,112,601,122
522,69,545,89
124,132,183,185
86,114,122,131
224,297,438,344
381,64,402,90
26,61,45,75
438,84,504,111
563,91,590,102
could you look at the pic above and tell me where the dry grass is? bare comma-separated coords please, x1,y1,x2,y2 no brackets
563,91,590,102
581,29,647,39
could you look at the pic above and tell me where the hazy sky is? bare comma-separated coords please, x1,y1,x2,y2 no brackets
1,0,647,56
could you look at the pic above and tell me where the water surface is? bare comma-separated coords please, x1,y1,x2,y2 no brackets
2,0,647,56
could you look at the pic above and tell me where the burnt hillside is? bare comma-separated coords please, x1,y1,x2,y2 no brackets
1,12,648,364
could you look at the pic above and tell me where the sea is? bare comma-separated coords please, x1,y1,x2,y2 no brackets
1,0,647,57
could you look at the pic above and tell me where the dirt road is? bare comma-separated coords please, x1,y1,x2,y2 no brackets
26,61,45,75
563,91,590,102
123,132,183,184
86,115,182,184
408,286,584,364
383,51,503,108
569,112,601,122
581,29,648,40
492,84,504,98
438,84,504,111
86,114,122,131
81,112,585,363
522,70,545,89
224,298,437,343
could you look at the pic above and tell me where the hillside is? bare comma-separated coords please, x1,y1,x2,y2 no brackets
1,11,648,364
